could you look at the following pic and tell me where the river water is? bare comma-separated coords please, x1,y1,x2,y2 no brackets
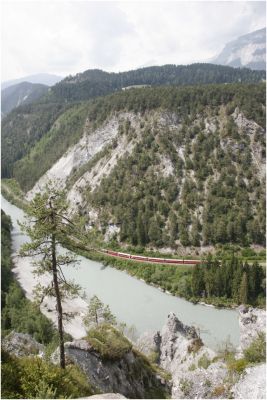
1,195,240,350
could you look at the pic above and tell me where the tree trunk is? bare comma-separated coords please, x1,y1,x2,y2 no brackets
50,201,65,369
51,231,65,368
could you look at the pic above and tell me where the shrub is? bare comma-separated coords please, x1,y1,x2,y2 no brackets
197,354,211,369
211,384,226,397
243,332,266,363
86,324,132,360
20,357,93,398
188,363,196,371
188,337,204,353
179,378,192,396
1,349,94,399
147,350,160,364
227,358,248,374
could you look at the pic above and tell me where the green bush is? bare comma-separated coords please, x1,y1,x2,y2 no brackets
1,350,94,399
86,324,132,360
197,354,211,369
244,332,266,363
227,358,248,374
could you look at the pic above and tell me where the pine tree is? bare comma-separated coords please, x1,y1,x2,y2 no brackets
83,295,116,328
19,186,81,368
239,272,248,304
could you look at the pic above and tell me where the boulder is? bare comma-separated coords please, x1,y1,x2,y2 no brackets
2,331,44,357
239,307,266,351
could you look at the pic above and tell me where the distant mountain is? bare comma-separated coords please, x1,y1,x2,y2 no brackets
1,82,49,116
213,28,266,70
1,73,62,90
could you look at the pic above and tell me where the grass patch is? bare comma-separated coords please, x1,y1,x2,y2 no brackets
243,332,266,363
86,324,132,360
197,354,212,369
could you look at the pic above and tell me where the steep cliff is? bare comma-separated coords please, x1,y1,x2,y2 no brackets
52,325,171,399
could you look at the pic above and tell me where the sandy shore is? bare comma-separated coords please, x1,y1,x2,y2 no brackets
12,253,88,339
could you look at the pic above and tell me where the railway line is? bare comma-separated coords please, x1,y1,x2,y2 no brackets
101,249,202,265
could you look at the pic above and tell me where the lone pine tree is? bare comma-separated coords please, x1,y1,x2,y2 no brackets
19,186,81,368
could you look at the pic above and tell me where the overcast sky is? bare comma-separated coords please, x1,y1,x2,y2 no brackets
1,0,266,82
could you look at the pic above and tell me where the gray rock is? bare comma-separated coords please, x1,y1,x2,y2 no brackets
2,331,44,357
52,336,170,399
231,364,266,399
239,307,266,351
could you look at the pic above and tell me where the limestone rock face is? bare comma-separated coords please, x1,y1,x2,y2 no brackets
2,331,44,357
232,364,266,399
53,338,170,399
238,307,266,351
138,313,228,399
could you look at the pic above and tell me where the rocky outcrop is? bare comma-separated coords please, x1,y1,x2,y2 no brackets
52,338,170,399
238,306,266,352
232,364,266,399
138,313,228,399
2,331,44,357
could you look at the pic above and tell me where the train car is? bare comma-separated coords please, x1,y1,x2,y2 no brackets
184,260,201,264
106,250,119,257
164,259,184,264
131,255,148,261
147,257,166,263
117,252,131,259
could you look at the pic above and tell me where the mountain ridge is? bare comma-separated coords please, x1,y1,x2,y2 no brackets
212,27,266,70
1,73,63,90
1,81,49,116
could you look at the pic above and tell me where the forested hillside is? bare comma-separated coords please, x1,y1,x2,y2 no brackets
50,63,265,102
3,83,265,250
1,82,49,116
1,102,66,178
2,63,265,180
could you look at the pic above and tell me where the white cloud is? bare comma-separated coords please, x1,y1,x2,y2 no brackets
1,0,266,81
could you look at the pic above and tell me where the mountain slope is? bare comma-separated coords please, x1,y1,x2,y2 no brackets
2,63,265,180
10,83,265,248
1,73,62,90
1,82,49,116
1,102,67,178
49,63,265,102
213,28,266,70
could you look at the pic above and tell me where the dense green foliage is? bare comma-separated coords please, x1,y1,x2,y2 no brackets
85,82,266,127
2,102,65,178
226,332,266,375
86,324,132,360
83,84,265,247
191,258,265,305
83,295,117,328
51,64,265,102
1,211,13,300
1,350,94,399
243,332,266,363
1,210,56,343
13,103,89,190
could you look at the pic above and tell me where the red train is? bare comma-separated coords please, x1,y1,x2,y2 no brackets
102,250,202,265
